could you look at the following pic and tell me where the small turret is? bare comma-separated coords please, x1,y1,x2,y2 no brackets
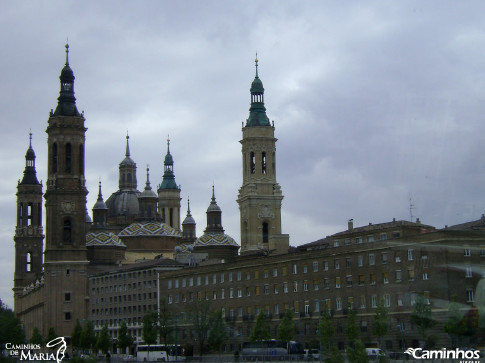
246,54,270,127
53,43,80,117
92,180,108,228
182,197,196,242
137,167,159,221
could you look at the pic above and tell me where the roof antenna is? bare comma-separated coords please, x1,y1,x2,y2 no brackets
409,194,415,222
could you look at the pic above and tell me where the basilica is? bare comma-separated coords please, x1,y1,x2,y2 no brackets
13,45,484,352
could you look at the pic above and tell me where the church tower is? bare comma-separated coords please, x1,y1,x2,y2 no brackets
237,57,289,255
43,44,89,337
158,138,181,230
13,133,44,309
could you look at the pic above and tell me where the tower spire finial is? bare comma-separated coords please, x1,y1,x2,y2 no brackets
29,130,32,148
187,197,191,214
212,183,216,201
167,134,170,153
125,131,131,157
255,52,259,77
65,42,69,66
97,178,103,200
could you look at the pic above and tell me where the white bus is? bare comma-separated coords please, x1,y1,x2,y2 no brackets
135,345,185,362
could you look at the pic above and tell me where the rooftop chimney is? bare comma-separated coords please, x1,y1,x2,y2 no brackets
348,219,353,230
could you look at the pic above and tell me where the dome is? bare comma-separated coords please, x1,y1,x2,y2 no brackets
119,221,182,238
93,199,107,210
194,232,239,248
86,231,125,247
25,146,35,160
174,246,182,253
139,188,157,199
251,76,264,93
60,64,74,82
120,155,135,166
106,190,140,218
164,152,174,165
187,244,194,252
183,214,196,225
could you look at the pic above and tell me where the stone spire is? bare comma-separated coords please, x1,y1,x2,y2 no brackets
20,132,40,185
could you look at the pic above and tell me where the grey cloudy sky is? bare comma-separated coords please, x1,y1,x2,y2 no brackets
1,1,485,308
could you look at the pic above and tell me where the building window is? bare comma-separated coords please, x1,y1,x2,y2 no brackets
63,219,72,243
334,259,340,270
333,239,340,247
323,261,329,271
264,285,269,295
255,286,260,296
228,273,233,282
335,277,341,288
261,151,267,174
303,264,308,273
367,235,375,242
346,258,352,268
358,275,365,286
293,281,298,292
384,294,391,307
65,143,72,173
220,273,224,283
395,270,402,282
64,312,72,321
358,255,363,267
174,279,179,288
380,233,387,241
229,288,234,298
466,267,472,278
283,282,288,293
464,248,471,257
237,271,242,281
383,272,389,284
381,253,388,264
262,222,269,243
369,254,375,266
346,275,352,287
274,304,279,315
246,287,251,297
324,278,329,289
369,273,376,285
52,143,58,173
303,280,308,291
371,295,377,308
336,298,342,311
466,288,474,302
205,275,209,285
246,271,251,280
250,152,255,174
221,289,225,299
168,295,173,304
408,249,414,261
422,268,429,280
292,264,298,274
356,237,363,244
263,269,269,278
26,252,32,272
408,268,415,281
64,292,71,302
237,288,242,298
348,297,354,310
189,277,193,287
274,284,279,294
273,268,278,277
313,261,318,272
313,279,319,291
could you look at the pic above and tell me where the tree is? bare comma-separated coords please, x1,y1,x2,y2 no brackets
250,310,270,342
142,312,158,360
317,310,334,353
46,328,57,344
444,297,464,347
158,299,174,345
372,299,388,350
117,320,134,354
96,325,111,354
277,309,295,344
189,299,211,356
80,320,96,353
411,294,435,346
346,309,368,363
207,309,228,354
30,327,43,345
0,299,25,346
71,320,83,351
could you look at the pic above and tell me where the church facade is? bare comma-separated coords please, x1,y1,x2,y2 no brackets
13,46,484,352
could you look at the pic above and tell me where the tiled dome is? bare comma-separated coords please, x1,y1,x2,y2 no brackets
86,231,125,247
119,221,182,238
194,232,239,248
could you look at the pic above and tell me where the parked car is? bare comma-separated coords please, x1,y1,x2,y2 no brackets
304,349,320,361
365,348,386,361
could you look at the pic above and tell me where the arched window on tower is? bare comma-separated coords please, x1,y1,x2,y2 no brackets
52,143,58,173
79,144,84,175
65,143,72,173
262,152,267,174
63,219,72,243
263,222,269,243
26,252,32,272
250,152,255,174
170,208,174,227
127,173,132,183
27,203,33,227
18,203,23,227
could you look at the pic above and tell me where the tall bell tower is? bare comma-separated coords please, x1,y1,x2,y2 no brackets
237,57,289,255
13,133,44,310
43,44,89,337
